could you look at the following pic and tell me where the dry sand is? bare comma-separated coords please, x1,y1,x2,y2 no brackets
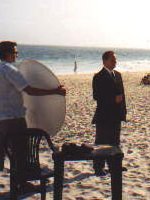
0,72,150,200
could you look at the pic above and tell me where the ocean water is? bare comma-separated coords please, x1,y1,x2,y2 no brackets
17,45,150,75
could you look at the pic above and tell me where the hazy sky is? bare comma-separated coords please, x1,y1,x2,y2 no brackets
1,0,150,48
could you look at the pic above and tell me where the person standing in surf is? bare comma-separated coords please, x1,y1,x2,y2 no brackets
74,59,77,73
0,41,66,176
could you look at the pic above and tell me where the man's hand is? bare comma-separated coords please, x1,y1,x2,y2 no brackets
115,95,123,104
54,85,66,96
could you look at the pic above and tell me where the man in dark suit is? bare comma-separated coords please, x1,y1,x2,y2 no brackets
92,51,127,176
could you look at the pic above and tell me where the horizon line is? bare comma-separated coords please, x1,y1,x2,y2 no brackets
17,43,150,51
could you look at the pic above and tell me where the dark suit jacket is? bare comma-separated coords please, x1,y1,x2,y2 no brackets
92,67,127,124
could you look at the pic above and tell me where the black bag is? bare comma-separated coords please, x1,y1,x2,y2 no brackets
62,142,93,155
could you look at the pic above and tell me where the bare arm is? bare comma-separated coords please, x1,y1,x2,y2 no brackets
23,85,66,96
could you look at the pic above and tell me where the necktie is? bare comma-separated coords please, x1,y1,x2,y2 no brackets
111,71,115,79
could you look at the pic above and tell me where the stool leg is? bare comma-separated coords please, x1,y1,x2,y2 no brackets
109,155,123,200
41,179,46,200
10,169,18,200
54,158,64,200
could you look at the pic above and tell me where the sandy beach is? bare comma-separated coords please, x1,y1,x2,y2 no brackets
0,72,150,200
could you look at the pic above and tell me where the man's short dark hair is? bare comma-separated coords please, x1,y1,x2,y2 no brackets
0,41,17,60
102,51,114,61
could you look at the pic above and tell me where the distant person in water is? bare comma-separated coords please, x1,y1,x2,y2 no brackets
92,51,127,176
0,41,66,177
74,60,77,73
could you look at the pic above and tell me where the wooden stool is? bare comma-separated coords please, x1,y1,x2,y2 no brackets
53,145,124,200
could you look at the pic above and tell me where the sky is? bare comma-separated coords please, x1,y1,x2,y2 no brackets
1,0,150,49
